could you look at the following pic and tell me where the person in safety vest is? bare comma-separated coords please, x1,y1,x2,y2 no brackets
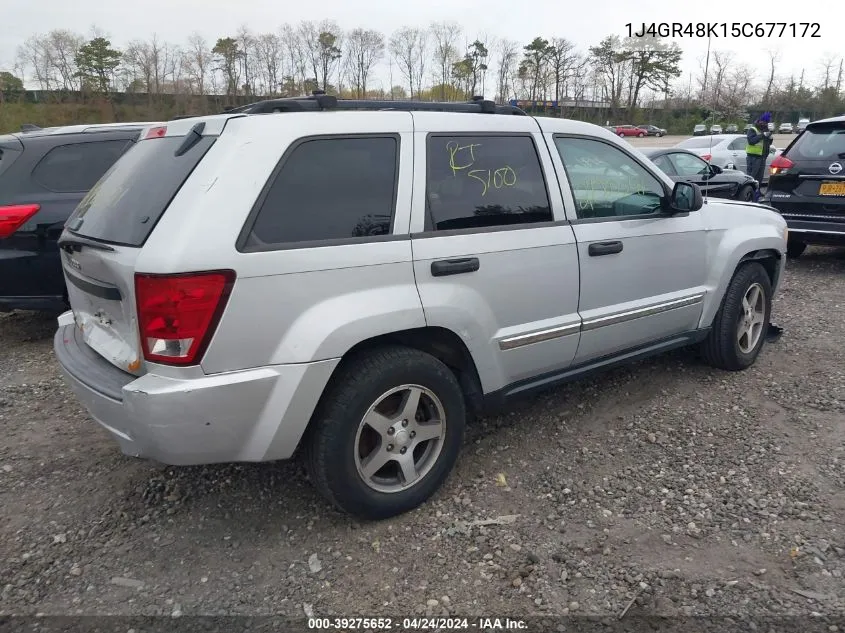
746,112,773,200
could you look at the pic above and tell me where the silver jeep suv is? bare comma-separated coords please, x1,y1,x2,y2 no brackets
54,95,788,519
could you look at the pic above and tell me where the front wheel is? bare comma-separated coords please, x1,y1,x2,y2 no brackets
305,346,466,519
637,132,645,137
700,262,772,371
618,132,625,137
735,184,755,201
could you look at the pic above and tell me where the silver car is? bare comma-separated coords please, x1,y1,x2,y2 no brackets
53,98,788,519
674,134,781,183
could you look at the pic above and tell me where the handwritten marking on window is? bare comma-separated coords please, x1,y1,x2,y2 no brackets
467,167,517,196
445,141,518,196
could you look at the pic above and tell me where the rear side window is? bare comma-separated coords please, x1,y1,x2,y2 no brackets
66,136,215,246
244,136,399,248
425,135,552,231
788,125,845,161
728,138,747,150
678,137,716,148
32,140,130,193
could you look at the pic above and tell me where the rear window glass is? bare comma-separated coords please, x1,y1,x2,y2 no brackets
66,135,215,246
788,125,845,161
33,140,130,193
677,137,716,148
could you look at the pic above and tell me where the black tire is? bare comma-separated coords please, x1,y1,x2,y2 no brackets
700,262,772,371
786,239,806,259
736,184,755,202
618,132,625,137
305,346,466,520
638,132,645,137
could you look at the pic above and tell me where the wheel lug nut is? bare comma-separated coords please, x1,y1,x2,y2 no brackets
387,427,395,435
387,444,394,451
400,447,407,454
402,419,408,427
410,431,416,438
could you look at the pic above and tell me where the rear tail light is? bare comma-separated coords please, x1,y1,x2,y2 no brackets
702,154,711,162
770,155,794,176
144,126,167,140
0,204,40,239
135,270,235,366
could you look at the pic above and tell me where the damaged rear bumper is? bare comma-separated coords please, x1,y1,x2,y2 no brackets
53,314,338,465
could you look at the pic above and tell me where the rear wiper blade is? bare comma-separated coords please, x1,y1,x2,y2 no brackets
58,235,115,253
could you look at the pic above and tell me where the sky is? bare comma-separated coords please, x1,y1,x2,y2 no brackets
0,0,836,93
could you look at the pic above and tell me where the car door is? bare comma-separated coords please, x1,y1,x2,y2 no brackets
668,151,736,198
726,137,747,170
545,133,708,363
409,114,581,393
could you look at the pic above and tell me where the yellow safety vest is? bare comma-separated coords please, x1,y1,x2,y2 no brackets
746,126,764,156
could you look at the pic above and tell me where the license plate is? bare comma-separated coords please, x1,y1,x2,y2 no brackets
819,181,845,196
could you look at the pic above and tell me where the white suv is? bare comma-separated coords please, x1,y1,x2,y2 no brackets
54,95,787,519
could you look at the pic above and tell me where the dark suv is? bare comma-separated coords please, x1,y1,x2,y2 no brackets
0,122,158,311
764,115,845,258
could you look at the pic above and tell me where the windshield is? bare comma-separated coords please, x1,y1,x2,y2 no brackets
787,125,845,161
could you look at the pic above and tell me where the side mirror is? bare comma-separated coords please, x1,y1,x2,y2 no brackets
710,164,723,174
666,181,703,213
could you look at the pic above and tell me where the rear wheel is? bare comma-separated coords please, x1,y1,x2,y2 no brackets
700,262,772,371
786,238,807,259
305,346,466,519
736,184,755,201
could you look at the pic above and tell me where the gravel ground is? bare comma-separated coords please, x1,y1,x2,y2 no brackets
1,247,844,629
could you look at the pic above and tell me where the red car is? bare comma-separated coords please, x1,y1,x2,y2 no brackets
614,125,646,138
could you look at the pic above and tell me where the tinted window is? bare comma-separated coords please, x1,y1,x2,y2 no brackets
788,125,845,161
66,136,215,246
651,154,676,174
669,152,709,177
426,135,552,231
32,140,130,193
555,137,665,219
728,137,748,150
247,136,398,247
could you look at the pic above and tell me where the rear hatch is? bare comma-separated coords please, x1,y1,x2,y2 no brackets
768,120,845,218
59,120,222,375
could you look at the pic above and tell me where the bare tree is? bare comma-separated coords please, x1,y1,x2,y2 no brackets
254,32,283,96
547,37,578,103
184,33,212,95
429,21,462,99
389,27,427,98
762,49,780,105
710,50,733,111
493,38,519,102
345,28,384,98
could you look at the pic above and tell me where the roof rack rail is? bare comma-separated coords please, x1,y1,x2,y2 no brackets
226,93,526,116
20,124,41,132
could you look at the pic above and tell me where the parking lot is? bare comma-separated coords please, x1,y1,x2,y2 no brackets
1,244,844,620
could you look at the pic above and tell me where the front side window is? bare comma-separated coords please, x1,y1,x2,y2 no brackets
669,152,709,177
651,154,676,175
555,137,666,219
246,136,398,248
425,135,552,231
